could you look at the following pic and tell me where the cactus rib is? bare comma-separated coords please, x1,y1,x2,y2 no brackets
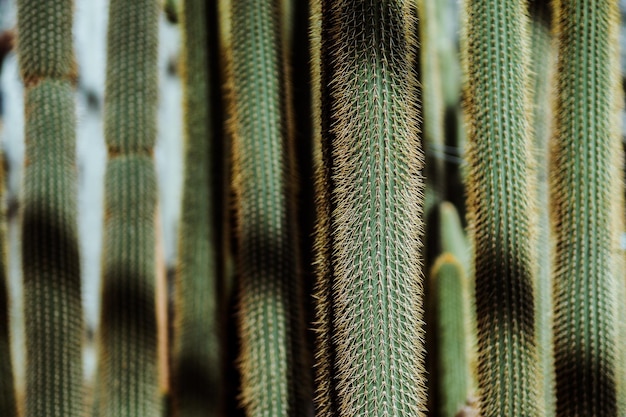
551,0,623,415
313,1,426,415
170,0,222,414
16,1,84,416
224,0,309,414
462,0,541,414
93,0,162,415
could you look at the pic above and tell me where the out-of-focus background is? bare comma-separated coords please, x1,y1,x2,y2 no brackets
0,0,625,400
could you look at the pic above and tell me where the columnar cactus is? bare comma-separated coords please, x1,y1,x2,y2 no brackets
462,0,541,414
224,0,309,414
0,150,15,415
16,1,84,416
551,0,623,415
170,0,222,415
312,1,426,415
431,253,471,417
528,1,555,415
93,0,162,415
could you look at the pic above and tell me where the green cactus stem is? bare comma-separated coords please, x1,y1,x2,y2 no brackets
551,0,623,415
93,0,161,416
224,0,310,415
462,0,541,414
312,1,426,415
17,1,84,416
169,0,222,415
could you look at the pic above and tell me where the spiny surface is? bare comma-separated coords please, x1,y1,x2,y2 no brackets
170,0,221,415
528,1,555,415
463,0,541,414
17,1,84,415
320,1,426,415
551,0,622,415
227,0,308,415
95,0,161,415
431,254,470,417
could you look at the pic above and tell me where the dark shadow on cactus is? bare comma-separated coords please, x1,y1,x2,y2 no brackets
171,355,220,412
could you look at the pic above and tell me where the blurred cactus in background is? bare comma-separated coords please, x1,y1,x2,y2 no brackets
0,0,622,416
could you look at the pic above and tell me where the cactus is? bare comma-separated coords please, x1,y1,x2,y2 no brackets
223,0,309,415
169,0,222,415
312,1,426,416
164,0,178,23
551,0,623,415
93,0,161,415
528,1,555,415
0,150,16,415
430,253,471,417
16,1,84,416
462,0,541,414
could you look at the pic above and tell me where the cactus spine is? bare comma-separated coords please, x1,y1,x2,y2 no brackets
431,254,471,417
170,0,221,414
551,0,623,415
16,1,84,416
94,0,161,415
462,0,541,414
313,1,426,415
0,149,15,415
224,0,309,414
528,1,555,415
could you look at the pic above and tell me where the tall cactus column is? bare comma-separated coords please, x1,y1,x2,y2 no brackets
463,0,541,415
170,0,222,415
225,0,309,415
16,1,84,416
551,0,623,415
94,0,161,415
312,1,426,416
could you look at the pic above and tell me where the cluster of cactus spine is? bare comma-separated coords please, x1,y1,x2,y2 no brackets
528,1,555,415
169,0,222,414
223,0,309,414
463,0,541,414
312,1,426,415
93,0,161,415
551,0,623,415
16,1,85,416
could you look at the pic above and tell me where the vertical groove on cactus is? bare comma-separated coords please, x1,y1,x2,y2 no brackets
462,0,541,414
94,0,161,415
224,0,309,414
314,1,426,415
528,1,555,415
0,149,16,415
551,0,623,415
430,253,470,417
16,1,84,416
170,0,221,414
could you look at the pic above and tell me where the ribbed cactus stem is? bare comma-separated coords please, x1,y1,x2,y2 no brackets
16,1,84,416
463,0,540,414
170,0,221,414
0,149,15,415
528,1,555,415
225,0,309,415
431,253,470,417
313,1,426,415
551,0,623,415
94,0,161,415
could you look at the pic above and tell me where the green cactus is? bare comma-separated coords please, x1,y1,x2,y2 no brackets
462,0,541,414
224,0,309,414
528,1,555,415
551,0,623,415
164,0,178,23
0,151,16,416
312,1,426,415
430,253,471,417
16,1,84,416
169,0,222,415
93,0,161,415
